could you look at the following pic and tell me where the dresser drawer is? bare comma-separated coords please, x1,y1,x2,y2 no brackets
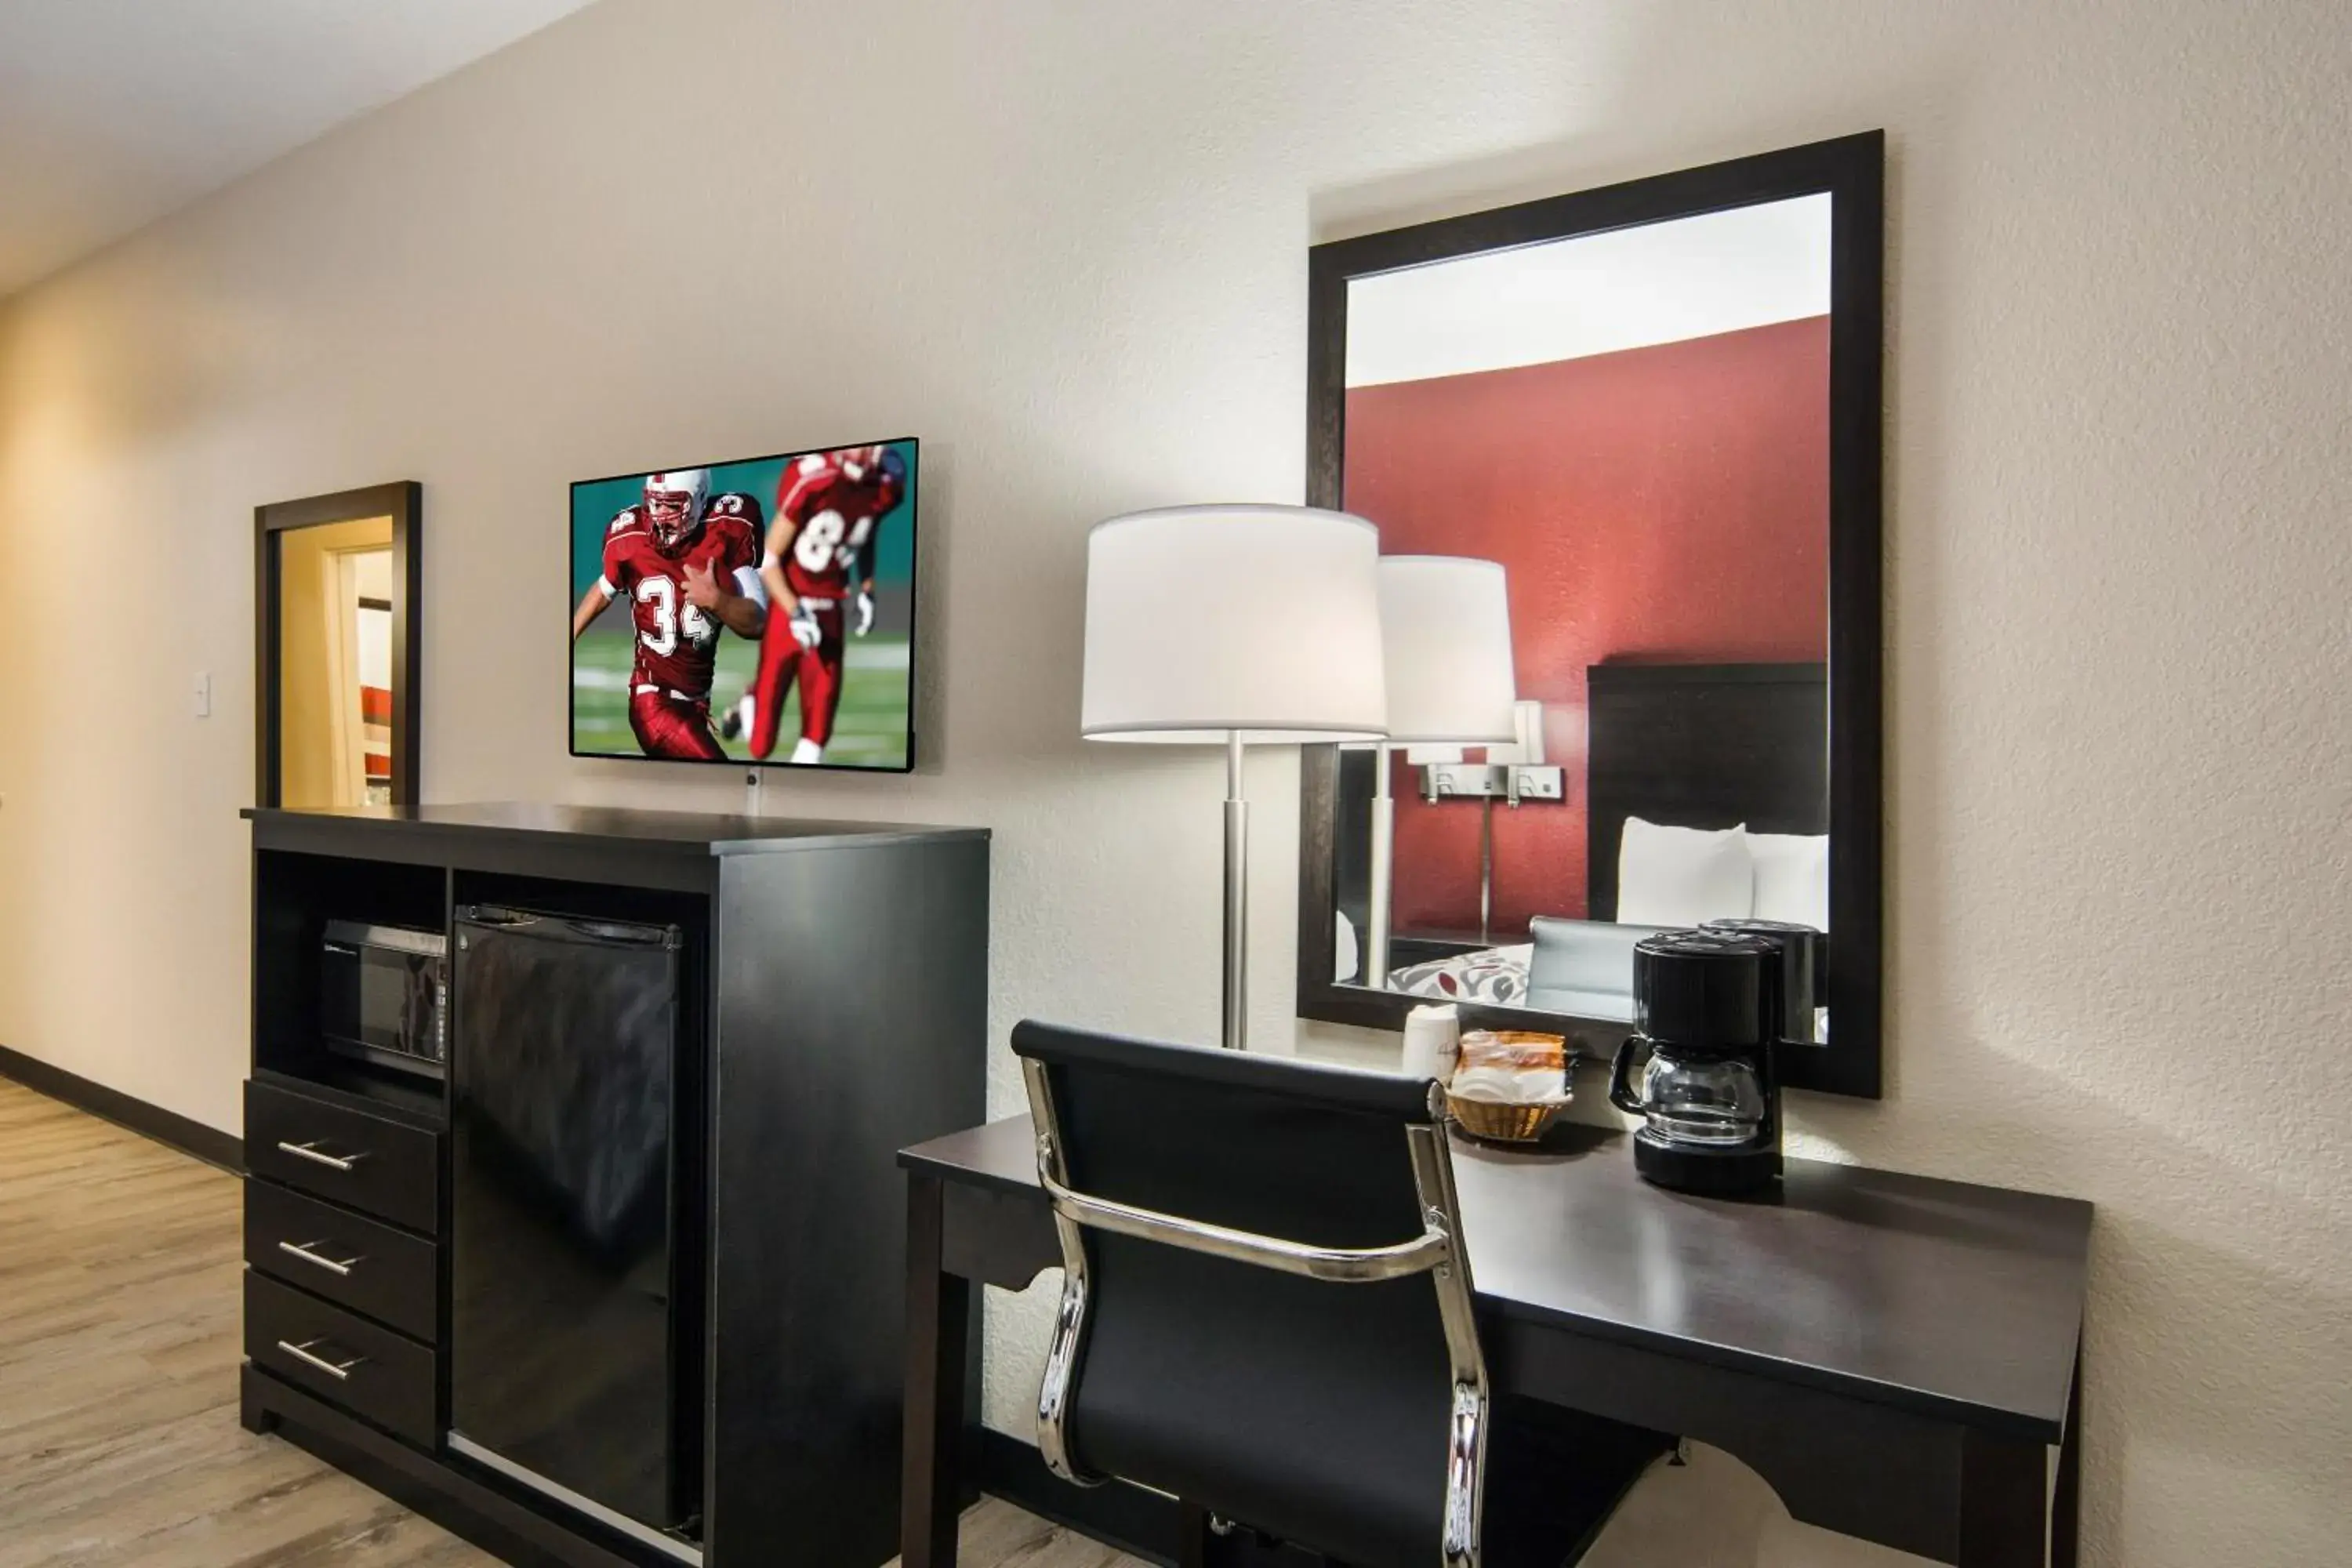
246,1180,438,1342
246,1271,438,1448
246,1080,440,1235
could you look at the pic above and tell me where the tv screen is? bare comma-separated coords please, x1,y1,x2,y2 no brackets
570,438,917,771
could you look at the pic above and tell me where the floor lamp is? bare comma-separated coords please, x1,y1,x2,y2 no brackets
1363,557,1520,989
1082,505,1388,1050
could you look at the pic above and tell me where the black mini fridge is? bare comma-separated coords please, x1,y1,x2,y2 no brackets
448,905,702,1559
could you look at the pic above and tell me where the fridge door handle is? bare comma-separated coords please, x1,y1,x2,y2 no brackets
456,908,679,950
558,918,681,948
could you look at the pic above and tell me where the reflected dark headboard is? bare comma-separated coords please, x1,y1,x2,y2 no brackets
1586,662,1828,920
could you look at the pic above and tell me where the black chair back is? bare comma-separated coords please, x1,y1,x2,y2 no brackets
1012,1021,1484,1568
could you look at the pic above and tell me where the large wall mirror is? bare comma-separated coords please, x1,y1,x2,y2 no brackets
256,482,421,809
1297,134,1884,1097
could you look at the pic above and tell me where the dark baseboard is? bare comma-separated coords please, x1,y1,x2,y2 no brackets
973,1425,1181,1565
0,1044,243,1173
243,1366,656,1568
974,1428,1330,1567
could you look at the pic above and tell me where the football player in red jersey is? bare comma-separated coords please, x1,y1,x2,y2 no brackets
570,469,768,760
728,444,906,764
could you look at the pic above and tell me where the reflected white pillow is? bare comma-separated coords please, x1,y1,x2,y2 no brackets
1335,910,1360,984
1749,832,1830,931
1617,817,1753,927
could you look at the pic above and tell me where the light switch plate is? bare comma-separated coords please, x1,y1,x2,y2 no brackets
192,672,211,718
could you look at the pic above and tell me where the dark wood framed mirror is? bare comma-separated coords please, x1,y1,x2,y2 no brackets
256,481,422,809
1295,133,1884,1098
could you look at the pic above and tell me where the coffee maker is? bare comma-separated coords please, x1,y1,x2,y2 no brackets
1607,929,1784,1195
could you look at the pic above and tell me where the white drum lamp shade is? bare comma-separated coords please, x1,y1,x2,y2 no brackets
1082,506,1388,743
1377,556,1519,744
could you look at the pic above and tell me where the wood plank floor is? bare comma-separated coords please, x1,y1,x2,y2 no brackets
0,1077,1130,1568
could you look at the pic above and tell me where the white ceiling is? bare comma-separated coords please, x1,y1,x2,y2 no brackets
1345,194,1833,388
0,0,597,301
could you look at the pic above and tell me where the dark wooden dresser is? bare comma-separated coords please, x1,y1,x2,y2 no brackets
238,803,989,1568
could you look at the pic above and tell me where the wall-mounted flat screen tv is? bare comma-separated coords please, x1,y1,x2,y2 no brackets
570,438,917,771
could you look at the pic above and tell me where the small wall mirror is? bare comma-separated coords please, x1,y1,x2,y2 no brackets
257,482,421,809
1296,135,1884,1097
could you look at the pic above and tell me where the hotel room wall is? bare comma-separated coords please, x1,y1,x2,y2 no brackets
1346,317,1829,935
0,2,2344,1564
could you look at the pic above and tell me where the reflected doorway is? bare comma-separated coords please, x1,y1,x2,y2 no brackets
257,483,420,808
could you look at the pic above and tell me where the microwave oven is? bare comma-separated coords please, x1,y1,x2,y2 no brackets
321,920,448,1077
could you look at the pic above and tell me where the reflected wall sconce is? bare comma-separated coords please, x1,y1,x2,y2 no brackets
1418,699,1566,946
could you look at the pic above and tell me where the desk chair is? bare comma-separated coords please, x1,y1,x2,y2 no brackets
1012,1022,1672,1568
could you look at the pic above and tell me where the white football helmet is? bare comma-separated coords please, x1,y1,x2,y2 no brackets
644,469,710,554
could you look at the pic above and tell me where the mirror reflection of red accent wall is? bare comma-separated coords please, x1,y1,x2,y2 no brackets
1345,314,1831,936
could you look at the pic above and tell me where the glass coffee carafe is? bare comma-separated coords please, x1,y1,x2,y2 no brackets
1617,1049,1768,1148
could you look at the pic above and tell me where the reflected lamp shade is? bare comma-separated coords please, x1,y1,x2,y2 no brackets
1082,506,1388,743
1377,556,1519,744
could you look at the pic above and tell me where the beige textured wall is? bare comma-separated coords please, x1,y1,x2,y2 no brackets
0,2,2344,1565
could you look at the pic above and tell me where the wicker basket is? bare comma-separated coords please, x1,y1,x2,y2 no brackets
1445,1091,1569,1144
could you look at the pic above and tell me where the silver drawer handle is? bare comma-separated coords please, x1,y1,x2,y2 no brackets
275,1139,364,1172
275,1337,366,1381
277,1240,361,1277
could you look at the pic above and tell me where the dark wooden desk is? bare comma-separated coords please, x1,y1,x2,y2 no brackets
899,1116,2090,1568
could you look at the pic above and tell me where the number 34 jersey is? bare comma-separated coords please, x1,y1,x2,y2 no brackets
598,495,764,699
773,452,905,603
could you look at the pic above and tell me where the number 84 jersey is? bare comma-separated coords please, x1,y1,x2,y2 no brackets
773,449,906,603
599,495,764,700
